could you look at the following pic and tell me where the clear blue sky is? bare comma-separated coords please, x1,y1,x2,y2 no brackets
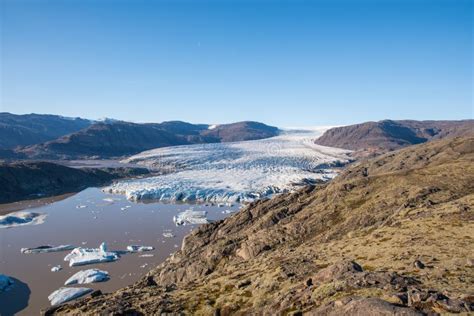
0,0,472,127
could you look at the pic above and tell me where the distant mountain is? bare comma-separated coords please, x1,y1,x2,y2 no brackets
0,113,92,149
17,120,280,159
201,121,280,142
315,119,474,153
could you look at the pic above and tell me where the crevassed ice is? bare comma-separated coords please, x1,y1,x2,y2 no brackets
104,132,352,203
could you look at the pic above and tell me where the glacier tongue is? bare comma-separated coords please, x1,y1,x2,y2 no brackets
104,131,352,203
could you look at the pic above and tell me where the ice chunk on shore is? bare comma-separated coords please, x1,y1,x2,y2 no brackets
0,211,46,228
65,269,109,285
64,242,119,267
48,287,93,305
21,245,75,254
0,274,14,292
173,209,209,226
127,245,154,252
51,265,62,272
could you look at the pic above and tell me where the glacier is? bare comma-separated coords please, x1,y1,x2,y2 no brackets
104,131,351,203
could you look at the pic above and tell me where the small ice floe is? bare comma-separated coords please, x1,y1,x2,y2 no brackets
127,245,154,252
48,287,93,305
64,242,119,267
102,198,116,203
217,203,224,208
221,209,235,214
173,209,209,226
225,202,234,207
139,254,154,258
0,211,46,228
162,232,175,238
51,265,62,272
64,269,109,285
21,245,75,254
76,205,87,209
140,263,148,268
120,205,131,211
0,274,14,292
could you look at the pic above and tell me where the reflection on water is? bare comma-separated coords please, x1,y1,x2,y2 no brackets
0,187,237,315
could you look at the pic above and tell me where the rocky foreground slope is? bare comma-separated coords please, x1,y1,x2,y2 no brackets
49,136,474,315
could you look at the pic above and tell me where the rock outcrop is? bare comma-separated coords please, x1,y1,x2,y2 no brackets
48,136,474,315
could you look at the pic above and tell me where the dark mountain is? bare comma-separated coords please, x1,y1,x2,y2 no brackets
18,120,279,159
0,113,92,149
0,161,150,203
315,119,473,153
50,135,474,315
201,121,280,142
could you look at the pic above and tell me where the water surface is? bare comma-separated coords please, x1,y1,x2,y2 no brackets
0,188,237,315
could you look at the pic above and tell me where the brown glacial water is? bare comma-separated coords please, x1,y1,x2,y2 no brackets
0,188,237,315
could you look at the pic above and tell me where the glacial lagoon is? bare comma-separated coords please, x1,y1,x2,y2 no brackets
0,188,238,315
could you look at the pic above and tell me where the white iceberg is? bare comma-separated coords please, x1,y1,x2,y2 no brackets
127,245,154,252
64,269,109,285
64,242,119,267
173,209,209,226
48,287,93,305
21,244,75,254
0,274,13,292
104,131,352,203
162,232,175,238
76,205,87,209
51,265,62,272
0,211,46,228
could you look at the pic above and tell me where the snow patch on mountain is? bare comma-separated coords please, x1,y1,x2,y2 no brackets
104,131,352,203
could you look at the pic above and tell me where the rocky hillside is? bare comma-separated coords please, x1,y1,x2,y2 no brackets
49,136,474,315
315,119,473,153
17,120,279,159
0,113,92,150
0,161,150,204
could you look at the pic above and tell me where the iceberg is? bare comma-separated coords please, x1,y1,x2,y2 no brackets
0,211,46,228
51,265,62,272
48,287,93,305
64,269,109,285
162,232,175,238
127,245,154,252
0,274,13,292
21,244,75,254
104,131,352,203
64,242,119,267
173,209,209,226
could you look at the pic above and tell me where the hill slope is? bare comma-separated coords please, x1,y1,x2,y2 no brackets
18,121,279,159
315,119,473,153
0,113,92,149
0,161,150,204
50,136,474,315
